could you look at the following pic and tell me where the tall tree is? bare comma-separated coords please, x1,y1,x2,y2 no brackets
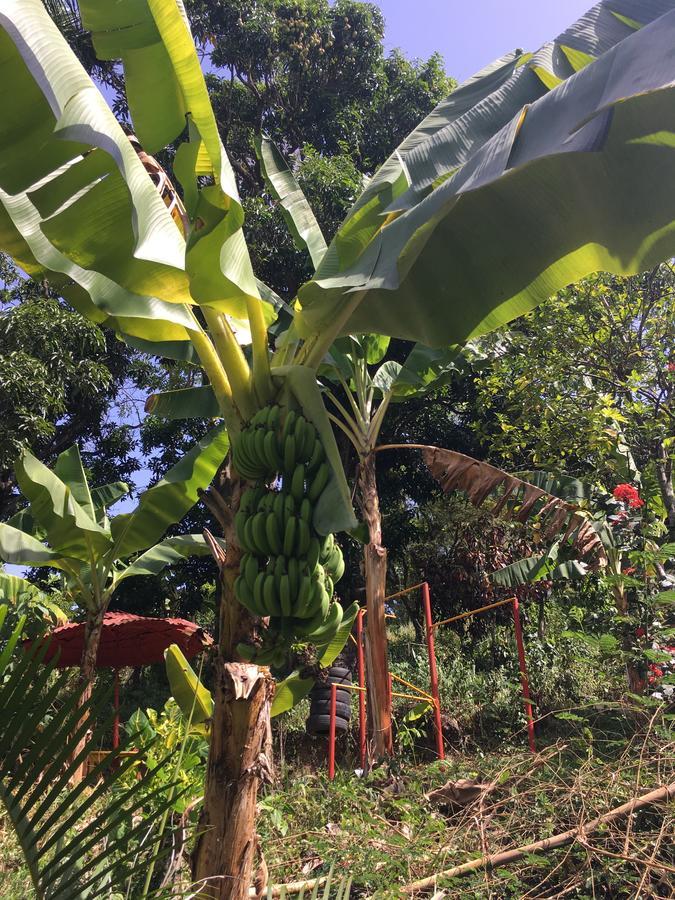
472,268,675,535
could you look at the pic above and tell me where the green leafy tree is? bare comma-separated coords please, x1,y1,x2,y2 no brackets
472,269,675,535
0,259,148,517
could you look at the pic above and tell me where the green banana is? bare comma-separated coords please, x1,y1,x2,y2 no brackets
290,463,305,502
235,511,248,548
302,423,318,463
272,491,285,523
299,497,312,523
287,557,299,599
254,428,268,472
283,516,297,557
263,574,281,616
265,512,282,555
296,519,311,556
293,574,314,618
252,512,270,556
283,493,296,525
281,409,297,444
253,571,266,612
268,404,281,430
243,553,259,589
283,433,296,475
294,416,306,458
306,599,343,643
308,462,329,502
293,584,331,636
279,574,292,616
306,438,325,474
264,429,282,473
234,575,253,612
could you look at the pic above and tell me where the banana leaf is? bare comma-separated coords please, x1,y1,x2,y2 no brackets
492,555,590,588
145,384,220,420
297,0,675,347
164,643,214,727
15,450,112,562
254,134,327,269
111,424,230,558
0,0,196,348
119,533,224,581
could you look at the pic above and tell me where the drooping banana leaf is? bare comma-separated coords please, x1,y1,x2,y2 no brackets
119,533,224,581
0,612,180,899
422,446,608,566
164,643,214,727
297,0,675,348
0,0,199,349
145,384,220,420
254,134,328,269
110,424,230,558
78,0,275,327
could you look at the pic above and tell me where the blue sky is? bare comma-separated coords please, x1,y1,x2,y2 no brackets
377,0,593,81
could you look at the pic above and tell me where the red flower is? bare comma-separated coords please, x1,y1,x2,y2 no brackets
612,483,645,509
635,627,645,637
667,362,675,372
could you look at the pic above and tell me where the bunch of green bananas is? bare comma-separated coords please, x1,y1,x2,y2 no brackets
232,406,346,652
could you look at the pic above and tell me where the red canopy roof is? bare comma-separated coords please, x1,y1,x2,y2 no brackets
26,612,213,668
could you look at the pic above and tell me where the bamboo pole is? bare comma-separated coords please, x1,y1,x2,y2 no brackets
402,781,675,893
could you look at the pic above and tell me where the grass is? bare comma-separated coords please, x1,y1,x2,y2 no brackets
260,701,674,897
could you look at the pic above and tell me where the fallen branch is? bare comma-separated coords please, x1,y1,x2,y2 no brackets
247,876,327,898
402,781,675,894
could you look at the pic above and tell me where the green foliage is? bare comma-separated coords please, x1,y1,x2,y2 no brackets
473,269,675,493
0,439,226,627
0,606,181,899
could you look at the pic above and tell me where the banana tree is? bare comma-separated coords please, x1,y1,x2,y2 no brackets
3,0,675,895
0,438,229,686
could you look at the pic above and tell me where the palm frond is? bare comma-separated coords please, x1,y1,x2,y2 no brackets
0,606,182,899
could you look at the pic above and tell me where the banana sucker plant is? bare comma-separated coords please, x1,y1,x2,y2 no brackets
0,440,229,687
3,0,675,895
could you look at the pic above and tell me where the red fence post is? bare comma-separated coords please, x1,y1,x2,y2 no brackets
356,608,367,771
422,582,445,760
511,596,536,754
328,682,337,780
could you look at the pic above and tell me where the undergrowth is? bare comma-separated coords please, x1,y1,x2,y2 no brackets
260,702,674,897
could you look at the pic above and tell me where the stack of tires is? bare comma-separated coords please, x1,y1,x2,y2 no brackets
306,663,352,735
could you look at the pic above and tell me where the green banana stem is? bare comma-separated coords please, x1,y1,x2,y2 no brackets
202,308,257,421
246,296,274,405
187,323,241,434
300,289,368,370
366,391,393,451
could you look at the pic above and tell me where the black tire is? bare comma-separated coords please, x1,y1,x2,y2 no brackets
310,688,351,704
311,701,351,720
306,714,349,734
326,666,351,682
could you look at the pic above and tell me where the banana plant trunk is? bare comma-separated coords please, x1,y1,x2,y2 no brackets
193,471,275,900
71,604,107,782
358,453,393,758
